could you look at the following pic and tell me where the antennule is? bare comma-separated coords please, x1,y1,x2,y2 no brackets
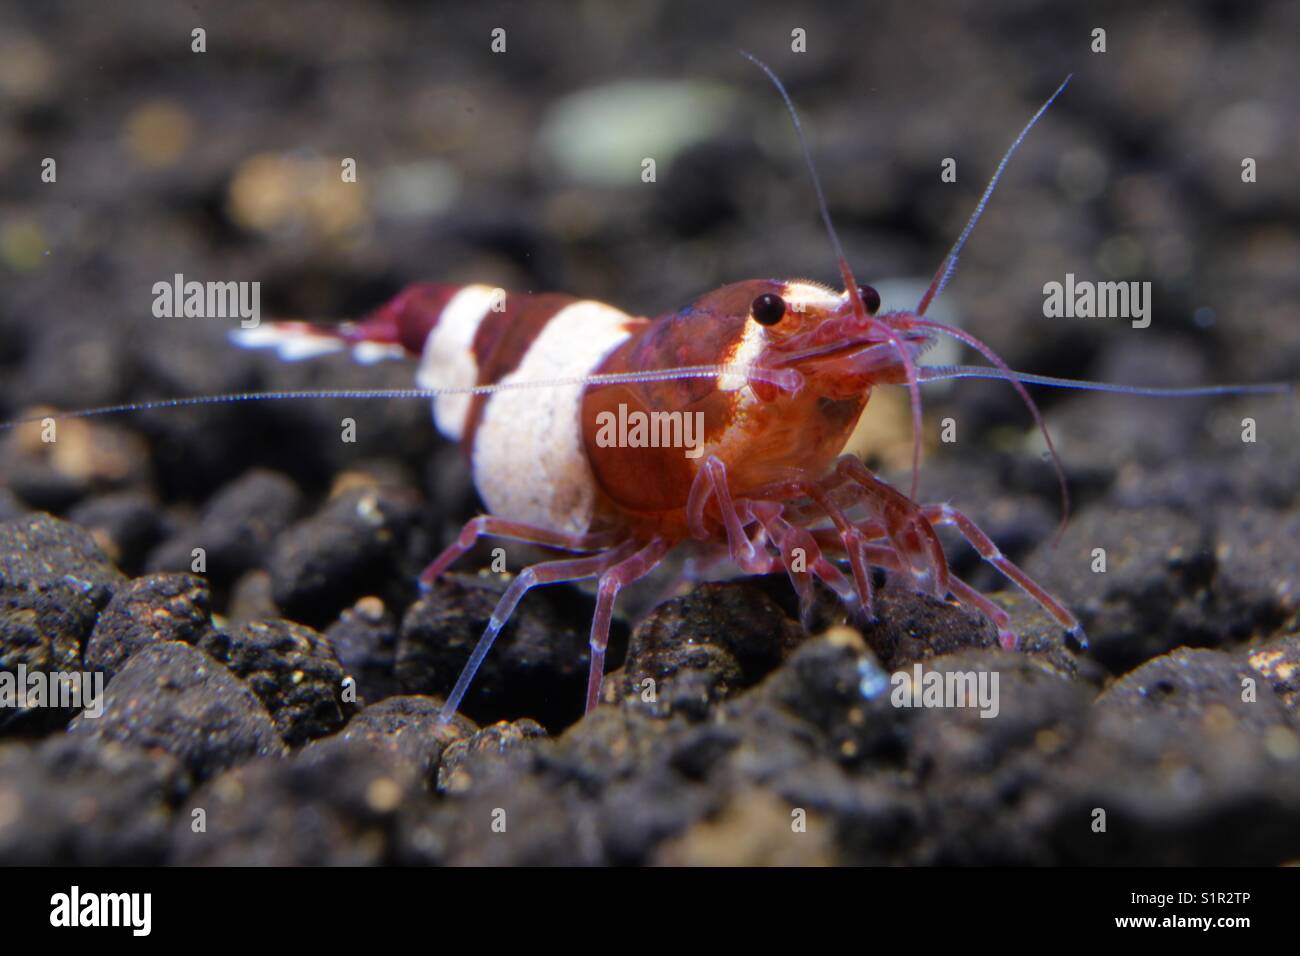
741,50,927,499
916,75,1072,316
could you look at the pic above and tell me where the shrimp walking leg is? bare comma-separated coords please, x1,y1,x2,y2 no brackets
755,456,1079,649
920,503,1085,648
437,543,635,724
418,514,619,588
585,537,672,713
750,501,858,626
686,456,772,574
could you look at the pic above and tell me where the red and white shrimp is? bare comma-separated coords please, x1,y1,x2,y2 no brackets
7,57,1290,725
222,65,1102,721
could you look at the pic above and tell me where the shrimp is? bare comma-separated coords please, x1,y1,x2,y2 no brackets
4,56,1290,725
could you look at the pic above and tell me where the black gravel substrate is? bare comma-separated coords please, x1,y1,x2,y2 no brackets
0,1,1298,866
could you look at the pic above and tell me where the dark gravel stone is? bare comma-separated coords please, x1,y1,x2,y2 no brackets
397,572,595,730
1091,647,1292,732
523,710,724,864
1211,506,1300,641
66,490,165,576
267,483,423,627
4,1,1299,869
326,595,400,702
784,771,920,866
1245,632,1300,715
860,585,997,670
732,628,911,772
1027,504,1300,675
0,735,183,865
146,468,301,582
1046,648,1300,865
713,632,1098,865
84,573,214,683
437,718,547,793
334,695,474,788
433,771,605,866
1025,506,1218,672
547,706,676,791
0,582,97,690
68,641,286,781
1111,453,1300,515
170,743,419,865
618,581,807,720
998,591,1110,684
198,619,352,746
592,772,717,866
558,638,909,864
902,649,1093,865
0,512,125,609
0,514,124,733
0,489,28,522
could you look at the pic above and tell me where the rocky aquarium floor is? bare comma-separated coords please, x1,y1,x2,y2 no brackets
0,1,1299,865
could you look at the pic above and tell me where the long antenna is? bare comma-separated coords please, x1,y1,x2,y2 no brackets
741,50,927,499
740,51,849,277
918,365,1295,397
900,75,1074,534
916,75,1072,316
0,362,803,431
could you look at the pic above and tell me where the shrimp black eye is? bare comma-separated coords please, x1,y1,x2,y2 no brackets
858,285,881,315
750,293,786,326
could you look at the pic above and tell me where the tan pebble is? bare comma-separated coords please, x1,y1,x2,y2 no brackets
1265,725,1299,761
122,99,193,167
1202,704,1235,736
354,595,386,621
365,777,403,813
822,625,866,652
1035,728,1063,754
